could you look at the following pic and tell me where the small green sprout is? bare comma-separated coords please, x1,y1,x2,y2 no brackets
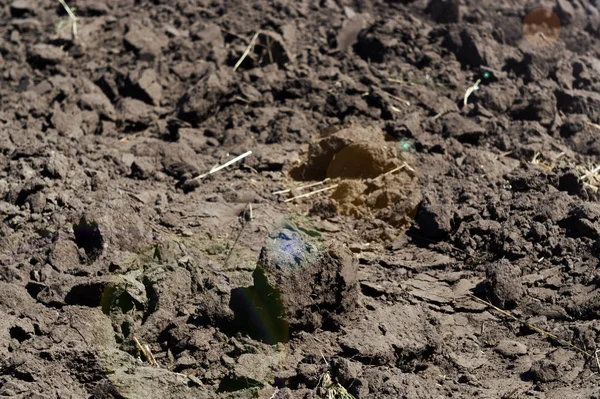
320,372,356,399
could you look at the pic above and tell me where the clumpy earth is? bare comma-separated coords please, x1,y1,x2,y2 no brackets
2,0,600,398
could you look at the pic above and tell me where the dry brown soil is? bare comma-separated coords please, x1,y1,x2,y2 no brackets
2,0,600,398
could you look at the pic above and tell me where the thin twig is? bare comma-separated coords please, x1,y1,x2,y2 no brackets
379,165,404,177
378,162,415,177
468,294,591,357
193,151,252,180
223,202,252,268
273,178,331,195
233,32,260,71
284,184,339,203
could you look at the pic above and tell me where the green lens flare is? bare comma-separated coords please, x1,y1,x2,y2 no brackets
399,139,413,152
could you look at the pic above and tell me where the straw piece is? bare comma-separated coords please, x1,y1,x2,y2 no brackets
193,151,252,180
284,184,339,203
233,32,260,72
272,178,331,195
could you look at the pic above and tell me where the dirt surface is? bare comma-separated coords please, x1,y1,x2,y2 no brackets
3,0,600,398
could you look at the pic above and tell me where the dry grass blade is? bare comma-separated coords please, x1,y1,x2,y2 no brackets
273,178,331,195
144,344,159,367
577,163,600,192
463,79,481,107
281,162,413,203
284,184,339,203
579,165,600,182
375,162,414,178
586,121,600,131
193,151,252,180
233,32,260,71
468,294,591,358
223,202,253,269
57,0,78,40
133,335,158,366
386,92,410,106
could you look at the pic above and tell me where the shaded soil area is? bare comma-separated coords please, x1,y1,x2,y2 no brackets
2,0,600,398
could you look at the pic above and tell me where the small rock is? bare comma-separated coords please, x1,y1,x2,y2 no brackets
27,191,45,213
177,128,207,153
238,84,262,103
124,20,168,62
164,25,184,38
116,98,154,131
495,339,527,358
318,220,340,233
51,106,84,138
441,112,486,143
49,239,81,273
530,359,559,382
331,358,361,386
427,0,461,23
554,0,576,25
555,89,600,122
416,191,454,238
79,92,116,120
486,259,524,309
127,69,162,106
28,44,64,67
160,143,200,179
79,0,110,16
231,353,278,386
337,14,369,52
44,152,69,179
175,352,196,368
192,23,222,46
130,158,156,180
10,0,33,17
177,70,233,126
137,69,162,105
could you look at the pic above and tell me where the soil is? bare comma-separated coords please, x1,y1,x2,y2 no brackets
2,0,600,398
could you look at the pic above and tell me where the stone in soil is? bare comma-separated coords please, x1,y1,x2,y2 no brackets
230,223,358,343
485,259,524,309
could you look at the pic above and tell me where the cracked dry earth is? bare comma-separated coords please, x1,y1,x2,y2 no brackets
3,0,600,398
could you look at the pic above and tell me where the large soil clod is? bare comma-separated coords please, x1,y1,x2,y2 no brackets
230,224,358,344
290,125,421,229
